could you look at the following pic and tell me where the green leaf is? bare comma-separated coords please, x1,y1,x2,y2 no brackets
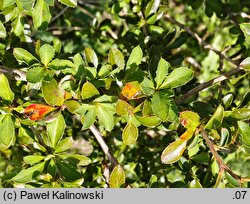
151,92,170,121
116,100,134,115
155,58,170,89
109,165,126,188
39,44,55,66
238,121,250,148
122,119,138,145
240,57,250,70
59,154,91,166
49,59,75,70
47,114,66,148
26,66,46,83
160,67,193,89
12,162,45,183
13,48,38,65
126,45,143,67
205,105,224,130
47,159,57,178
0,114,15,151
161,139,187,164
240,23,250,45
180,111,200,129
2,0,16,8
0,73,15,102
84,48,98,68
55,160,82,181
145,0,160,18
135,115,161,127
0,20,7,38
81,108,97,130
42,79,64,106
55,137,73,153
12,14,24,36
226,108,250,120
58,0,77,7
32,0,51,30
108,48,125,68
97,104,114,131
23,155,45,165
19,0,36,10
81,81,100,100
140,77,155,96
64,100,81,113
222,93,234,109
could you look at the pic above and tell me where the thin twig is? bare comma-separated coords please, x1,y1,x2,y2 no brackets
175,67,243,104
164,14,238,66
200,127,250,185
89,125,119,166
51,7,69,23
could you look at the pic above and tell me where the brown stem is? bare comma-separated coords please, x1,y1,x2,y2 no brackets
89,125,119,167
164,14,238,66
175,67,243,104
199,127,250,185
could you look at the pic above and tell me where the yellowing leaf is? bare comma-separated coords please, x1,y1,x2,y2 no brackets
24,104,56,121
121,81,143,100
161,139,187,164
116,100,134,115
180,111,200,129
122,119,138,145
109,165,126,188
81,81,100,100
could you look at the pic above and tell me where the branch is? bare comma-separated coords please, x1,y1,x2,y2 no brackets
89,125,119,166
164,14,238,66
200,127,250,185
175,67,243,104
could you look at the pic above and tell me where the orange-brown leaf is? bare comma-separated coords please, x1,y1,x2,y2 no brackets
24,104,56,121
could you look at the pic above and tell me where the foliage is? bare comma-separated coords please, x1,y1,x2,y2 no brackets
0,0,250,188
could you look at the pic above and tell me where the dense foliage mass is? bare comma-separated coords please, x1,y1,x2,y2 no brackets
0,0,250,188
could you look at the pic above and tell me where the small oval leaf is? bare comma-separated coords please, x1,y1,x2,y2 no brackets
81,81,100,100
109,165,126,188
122,119,138,145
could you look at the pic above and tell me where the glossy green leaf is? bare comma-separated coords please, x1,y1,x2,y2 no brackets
81,108,97,130
97,104,114,131
135,115,161,127
39,44,55,66
58,154,91,166
47,114,66,148
81,81,100,100
161,139,187,164
0,20,7,38
151,92,170,121
26,66,46,83
13,48,38,65
0,114,15,151
240,57,250,70
32,0,51,30
222,93,234,109
49,59,75,70
160,67,193,89
116,100,134,115
55,137,74,153
145,0,160,17
58,0,77,7
205,105,224,130
42,79,64,106
55,160,82,181
140,77,155,96
0,73,15,102
23,155,45,165
109,165,126,188
53,38,61,54
240,23,250,45
108,48,125,68
180,111,200,129
155,58,170,89
225,172,240,187
84,48,98,68
12,162,45,183
122,119,138,145
19,0,35,10
126,45,143,67
238,121,250,147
